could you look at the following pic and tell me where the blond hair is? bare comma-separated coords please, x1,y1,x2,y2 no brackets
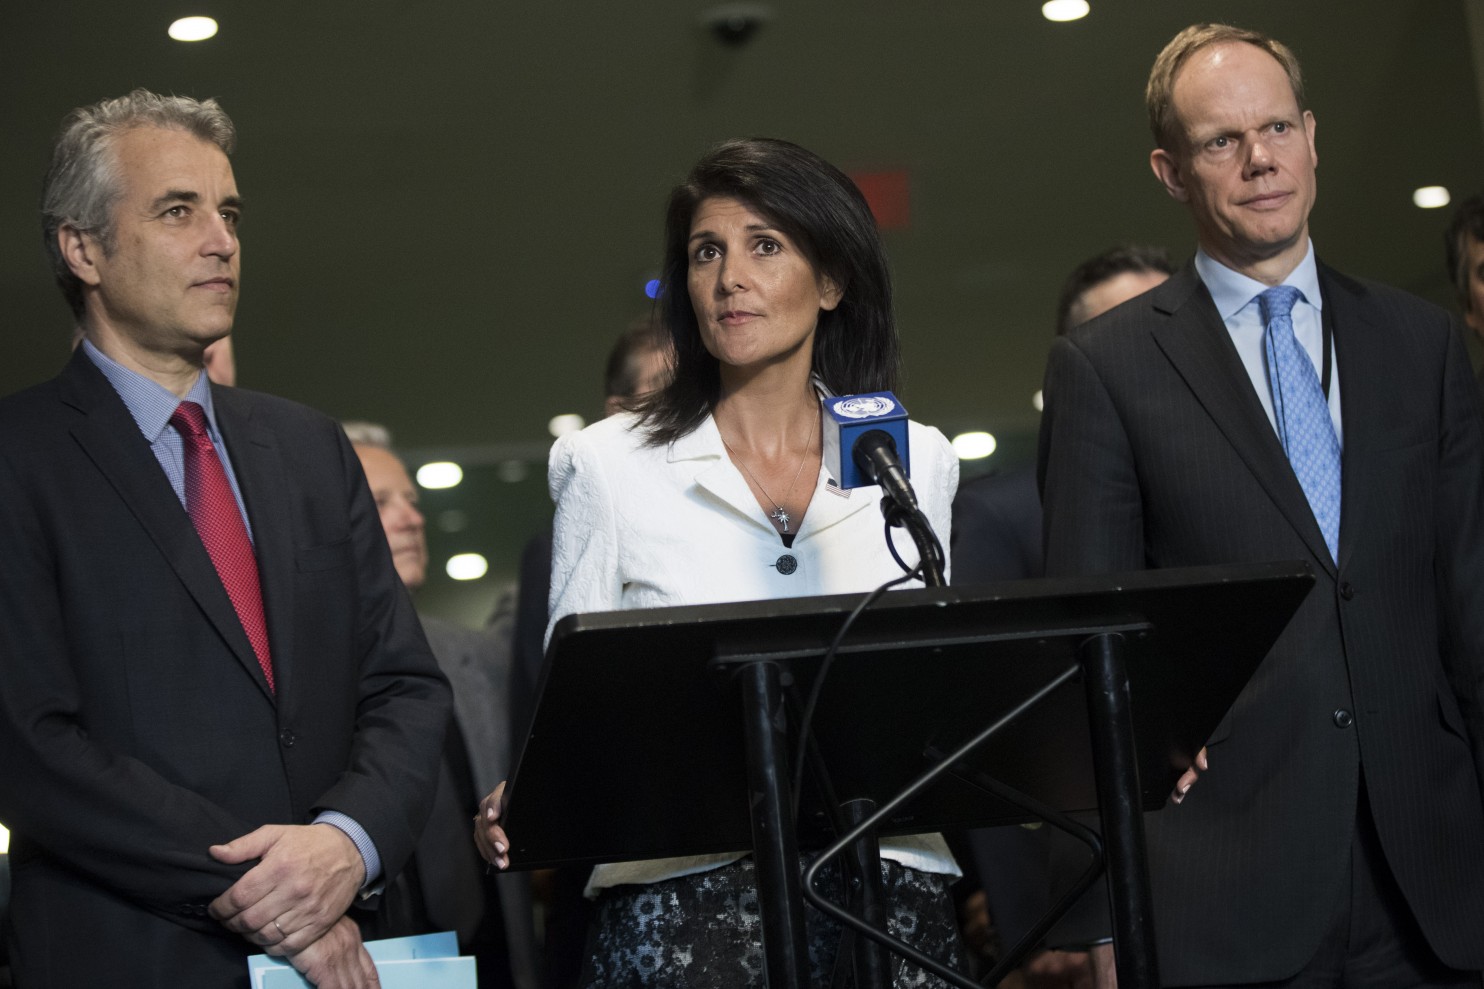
1146,24,1305,150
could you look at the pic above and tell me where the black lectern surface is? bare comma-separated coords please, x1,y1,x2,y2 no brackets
502,561,1312,869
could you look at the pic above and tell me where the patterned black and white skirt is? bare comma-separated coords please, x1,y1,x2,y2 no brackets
582,855,966,988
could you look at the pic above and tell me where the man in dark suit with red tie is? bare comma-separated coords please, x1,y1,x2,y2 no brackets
1039,24,1484,987
0,90,452,988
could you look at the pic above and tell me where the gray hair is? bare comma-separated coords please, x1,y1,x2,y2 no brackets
41,88,236,319
342,421,395,450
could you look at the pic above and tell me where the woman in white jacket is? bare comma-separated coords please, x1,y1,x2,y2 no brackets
481,137,962,988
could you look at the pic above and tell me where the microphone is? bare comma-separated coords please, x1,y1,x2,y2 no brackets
821,391,911,493
853,429,918,512
820,389,945,586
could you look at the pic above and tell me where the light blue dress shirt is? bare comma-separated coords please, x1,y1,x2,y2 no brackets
82,340,382,886
1194,242,1343,447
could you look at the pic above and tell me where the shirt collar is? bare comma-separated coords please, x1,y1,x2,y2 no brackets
669,377,837,465
1194,240,1322,321
81,337,219,443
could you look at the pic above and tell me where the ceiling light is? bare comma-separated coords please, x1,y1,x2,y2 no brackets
416,461,463,489
952,431,997,460
168,16,218,41
1032,390,1045,412
446,553,489,581
0,823,8,854
548,413,586,438
1412,185,1450,209
1042,0,1089,23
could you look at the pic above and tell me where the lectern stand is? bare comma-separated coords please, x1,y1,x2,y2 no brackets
503,561,1313,989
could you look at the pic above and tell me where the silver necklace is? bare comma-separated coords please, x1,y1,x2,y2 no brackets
721,416,817,534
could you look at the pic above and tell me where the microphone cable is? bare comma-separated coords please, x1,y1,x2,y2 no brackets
790,562,923,825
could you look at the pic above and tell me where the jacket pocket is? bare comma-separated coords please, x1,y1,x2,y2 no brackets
295,537,354,572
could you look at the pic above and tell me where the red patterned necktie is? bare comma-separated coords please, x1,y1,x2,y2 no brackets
170,401,275,692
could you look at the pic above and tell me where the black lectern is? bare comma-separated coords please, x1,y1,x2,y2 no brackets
503,561,1313,989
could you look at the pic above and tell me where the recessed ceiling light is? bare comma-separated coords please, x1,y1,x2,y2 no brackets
446,553,489,581
1042,0,1089,23
1413,185,1450,209
416,461,463,489
952,431,997,460
548,413,586,438
1032,390,1045,412
168,16,218,41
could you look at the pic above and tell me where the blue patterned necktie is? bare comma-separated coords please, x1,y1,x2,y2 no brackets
1260,285,1341,561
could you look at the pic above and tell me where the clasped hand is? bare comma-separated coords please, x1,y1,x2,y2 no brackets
209,823,365,958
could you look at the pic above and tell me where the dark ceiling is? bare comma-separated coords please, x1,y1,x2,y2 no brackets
4,0,1481,615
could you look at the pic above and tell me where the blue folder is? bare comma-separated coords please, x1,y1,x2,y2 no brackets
249,932,473,988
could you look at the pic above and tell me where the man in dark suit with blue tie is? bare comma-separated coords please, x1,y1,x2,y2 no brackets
1039,24,1484,988
0,90,451,988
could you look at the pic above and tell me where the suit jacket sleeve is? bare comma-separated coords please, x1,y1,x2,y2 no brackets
1038,334,1146,576
1432,317,1484,790
545,428,623,647
303,426,451,883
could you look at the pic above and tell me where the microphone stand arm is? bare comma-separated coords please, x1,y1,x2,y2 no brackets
882,500,947,588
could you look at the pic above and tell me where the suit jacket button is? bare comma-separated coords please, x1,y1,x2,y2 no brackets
1339,582,1355,600
1332,708,1353,728
774,554,798,575
279,729,296,748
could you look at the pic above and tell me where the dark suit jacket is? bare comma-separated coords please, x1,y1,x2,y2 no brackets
951,467,1044,585
1038,261,1484,984
0,349,451,987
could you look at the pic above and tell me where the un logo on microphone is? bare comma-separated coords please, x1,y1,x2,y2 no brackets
832,396,896,420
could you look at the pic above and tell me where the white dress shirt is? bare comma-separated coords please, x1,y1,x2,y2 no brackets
1195,242,1343,445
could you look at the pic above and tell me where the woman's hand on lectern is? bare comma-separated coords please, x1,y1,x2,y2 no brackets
1171,747,1208,805
474,781,511,869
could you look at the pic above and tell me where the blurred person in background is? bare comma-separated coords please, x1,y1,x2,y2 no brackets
950,244,1172,989
345,421,540,989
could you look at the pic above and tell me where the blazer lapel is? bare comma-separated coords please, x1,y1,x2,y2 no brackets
1147,265,1338,575
794,467,874,539
1319,264,1381,573
676,415,877,538
59,354,275,698
214,387,296,700
674,416,782,534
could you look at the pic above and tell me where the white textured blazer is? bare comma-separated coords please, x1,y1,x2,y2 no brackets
547,411,958,636
545,409,961,891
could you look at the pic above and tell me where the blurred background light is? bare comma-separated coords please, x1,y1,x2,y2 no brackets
168,16,218,40
416,461,463,489
1412,185,1450,209
952,431,998,460
548,413,586,438
1042,0,1090,23
446,553,489,581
